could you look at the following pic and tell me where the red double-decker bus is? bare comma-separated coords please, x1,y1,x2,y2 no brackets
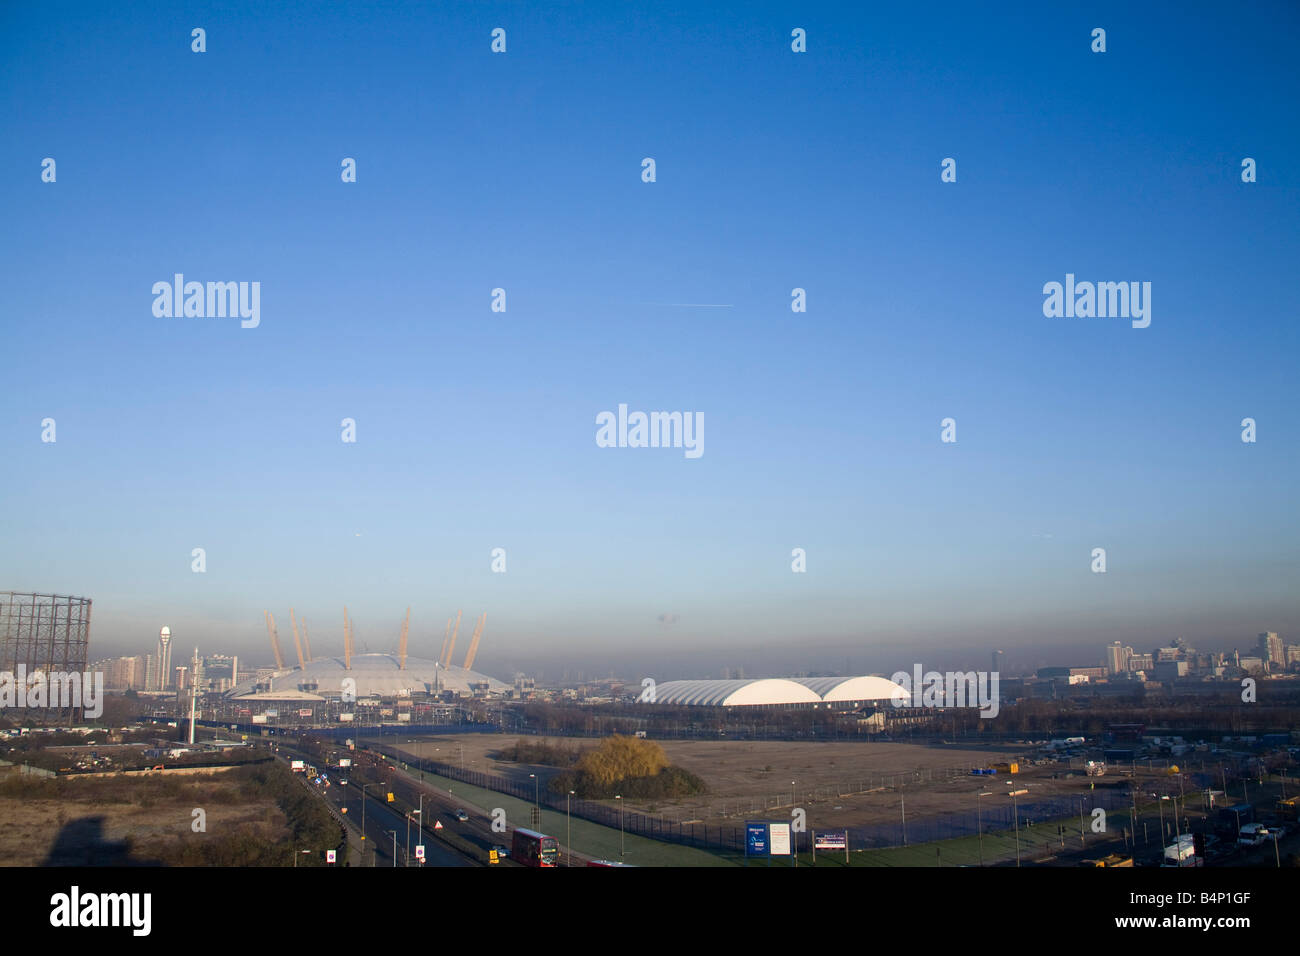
511,828,559,867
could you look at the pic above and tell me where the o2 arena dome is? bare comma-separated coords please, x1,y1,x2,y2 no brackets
226,653,509,701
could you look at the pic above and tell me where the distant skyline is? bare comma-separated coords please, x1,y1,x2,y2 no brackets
3,3,1297,679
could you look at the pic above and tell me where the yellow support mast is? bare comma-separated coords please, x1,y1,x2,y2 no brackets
265,611,285,670
398,607,410,671
443,610,462,667
463,613,487,670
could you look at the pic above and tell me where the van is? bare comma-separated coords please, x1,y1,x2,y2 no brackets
1238,824,1271,847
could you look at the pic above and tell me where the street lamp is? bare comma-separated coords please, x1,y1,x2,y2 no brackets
293,848,310,867
616,794,624,858
901,781,907,846
387,830,397,867
1161,795,1180,839
361,783,373,865
567,790,575,867
976,791,993,867
1009,789,1028,867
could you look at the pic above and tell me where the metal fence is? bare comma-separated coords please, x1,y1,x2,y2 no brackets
371,741,1279,855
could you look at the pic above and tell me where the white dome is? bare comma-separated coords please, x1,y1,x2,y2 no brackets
226,653,508,700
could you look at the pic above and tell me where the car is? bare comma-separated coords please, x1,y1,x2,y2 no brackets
454,809,469,822
491,844,510,858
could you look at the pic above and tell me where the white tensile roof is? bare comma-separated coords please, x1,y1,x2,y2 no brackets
649,676,907,707
225,653,508,700
793,675,910,703
650,676,904,707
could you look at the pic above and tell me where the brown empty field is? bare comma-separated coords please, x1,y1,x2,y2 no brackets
391,734,1115,832
0,769,288,866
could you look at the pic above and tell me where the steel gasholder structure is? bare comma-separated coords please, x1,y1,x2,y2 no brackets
0,591,93,723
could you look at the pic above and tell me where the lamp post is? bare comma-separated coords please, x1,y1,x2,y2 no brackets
387,830,397,868
976,791,993,867
616,794,624,858
361,783,373,865
1009,789,1028,867
901,782,907,846
567,790,575,867
293,848,310,867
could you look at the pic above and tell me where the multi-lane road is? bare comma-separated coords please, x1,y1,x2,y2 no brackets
276,743,481,867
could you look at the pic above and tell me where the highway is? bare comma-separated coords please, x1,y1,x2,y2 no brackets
275,743,479,867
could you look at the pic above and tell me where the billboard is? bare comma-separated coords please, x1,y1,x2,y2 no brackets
814,831,847,850
747,821,795,856
769,822,791,856
298,709,313,717
338,713,354,722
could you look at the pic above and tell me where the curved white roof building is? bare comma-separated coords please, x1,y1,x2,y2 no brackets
793,676,910,704
650,676,907,707
225,653,508,700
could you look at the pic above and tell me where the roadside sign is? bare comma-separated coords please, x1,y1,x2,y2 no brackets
415,845,425,860
769,822,792,856
326,850,336,864
434,820,443,830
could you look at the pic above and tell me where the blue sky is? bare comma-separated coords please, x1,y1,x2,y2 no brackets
2,1,1297,678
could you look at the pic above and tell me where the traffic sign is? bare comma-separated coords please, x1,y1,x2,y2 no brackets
326,850,336,864
415,845,425,860
434,820,443,830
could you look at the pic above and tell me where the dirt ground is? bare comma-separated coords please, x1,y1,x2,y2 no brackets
392,733,1121,831
0,775,283,866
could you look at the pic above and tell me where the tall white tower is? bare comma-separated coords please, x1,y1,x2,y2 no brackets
158,627,173,691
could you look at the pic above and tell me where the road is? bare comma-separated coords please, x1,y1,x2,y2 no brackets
275,744,478,867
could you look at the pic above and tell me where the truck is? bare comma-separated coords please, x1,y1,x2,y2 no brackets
290,760,306,773
1238,823,1272,847
1161,834,1198,867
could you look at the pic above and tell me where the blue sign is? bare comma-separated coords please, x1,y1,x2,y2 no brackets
746,821,769,857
